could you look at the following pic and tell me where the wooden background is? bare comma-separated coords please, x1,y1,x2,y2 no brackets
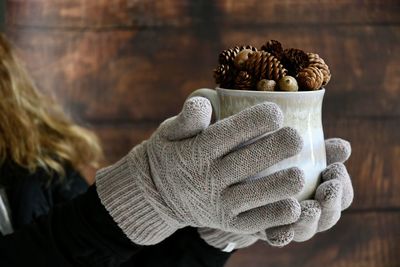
4,1,400,266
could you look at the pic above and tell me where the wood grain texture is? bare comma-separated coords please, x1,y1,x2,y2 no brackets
225,212,400,267
4,0,400,266
5,27,218,122
324,117,400,210
6,0,192,28
6,25,400,121
6,0,400,28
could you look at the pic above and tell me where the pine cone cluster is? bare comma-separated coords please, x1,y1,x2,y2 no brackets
212,40,331,91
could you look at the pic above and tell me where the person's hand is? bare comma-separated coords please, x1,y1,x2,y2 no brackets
96,97,304,245
199,138,353,251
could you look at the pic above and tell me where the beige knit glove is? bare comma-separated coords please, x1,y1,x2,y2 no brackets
96,97,304,245
200,138,353,251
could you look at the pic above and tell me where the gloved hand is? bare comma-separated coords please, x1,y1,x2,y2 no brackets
96,97,304,245
199,138,353,251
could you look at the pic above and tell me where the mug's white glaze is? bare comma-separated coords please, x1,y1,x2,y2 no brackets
189,87,326,200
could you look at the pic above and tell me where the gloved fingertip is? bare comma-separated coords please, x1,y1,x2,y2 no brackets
279,127,304,157
325,138,352,164
257,102,284,130
265,226,294,247
162,97,212,141
299,200,321,222
315,180,343,208
287,167,306,194
184,97,212,115
283,198,302,224
322,162,348,181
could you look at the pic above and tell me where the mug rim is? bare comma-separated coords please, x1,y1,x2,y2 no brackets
216,86,325,96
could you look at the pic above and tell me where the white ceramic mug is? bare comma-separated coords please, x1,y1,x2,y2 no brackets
189,87,326,200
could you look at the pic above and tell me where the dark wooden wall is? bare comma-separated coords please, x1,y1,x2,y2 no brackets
5,1,400,266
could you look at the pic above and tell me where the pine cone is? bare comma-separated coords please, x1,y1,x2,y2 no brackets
218,45,257,65
297,66,324,90
234,71,254,90
213,64,236,88
260,40,283,60
307,53,331,86
213,65,236,88
240,45,258,52
281,48,309,76
244,51,288,81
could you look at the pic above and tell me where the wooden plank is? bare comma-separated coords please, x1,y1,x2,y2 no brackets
6,0,400,29
6,0,192,28
225,211,400,267
324,117,400,210
5,27,218,122
217,0,400,26
93,124,156,165
5,25,399,121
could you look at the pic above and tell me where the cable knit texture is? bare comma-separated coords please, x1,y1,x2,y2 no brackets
96,97,304,245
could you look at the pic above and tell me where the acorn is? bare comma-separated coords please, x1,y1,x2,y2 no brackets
234,49,254,69
278,76,299,91
257,79,276,91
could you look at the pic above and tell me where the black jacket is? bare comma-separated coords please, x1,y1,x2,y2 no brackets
0,163,232,266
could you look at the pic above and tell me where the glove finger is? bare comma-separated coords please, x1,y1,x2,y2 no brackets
322,162,354,210
259,225,294,247
292,200,321,242
160,97,212,141
199,102,284,159
325,138,351,165
230,198,300,234
253,224,294,247
218,127,303,185
223,167,304,214
315,179,343,232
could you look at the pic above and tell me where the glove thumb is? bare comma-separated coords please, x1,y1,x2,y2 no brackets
160,97,212,141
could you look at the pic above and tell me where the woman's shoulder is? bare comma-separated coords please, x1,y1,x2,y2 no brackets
0,161,87,193
51,165,89,203
0,161,89,227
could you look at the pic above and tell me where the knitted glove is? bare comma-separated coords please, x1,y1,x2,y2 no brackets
96,96,304,245
200,138,353,251
292,138,353,241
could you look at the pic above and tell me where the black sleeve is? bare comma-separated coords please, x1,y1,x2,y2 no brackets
0,185,141,267
122,227,233,267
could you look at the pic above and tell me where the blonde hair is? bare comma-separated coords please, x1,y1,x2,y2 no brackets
0,34,103,178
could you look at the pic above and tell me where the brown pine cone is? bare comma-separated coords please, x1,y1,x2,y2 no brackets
307,53,331,86
218,45,257,65
234,71,254,90
244,51,288,82
260,40,284,60
240,45,258,52
213,64,236,88
281,48,309,76
297,66,324,90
